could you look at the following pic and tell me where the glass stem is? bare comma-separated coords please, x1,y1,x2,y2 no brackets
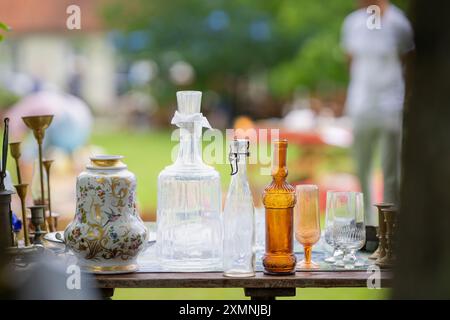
304,245,312,265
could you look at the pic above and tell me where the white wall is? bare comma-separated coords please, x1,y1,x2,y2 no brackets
80,32,116,112
17,35,70,90
0,32,117,112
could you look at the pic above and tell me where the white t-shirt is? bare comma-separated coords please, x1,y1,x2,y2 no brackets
342,5,414,121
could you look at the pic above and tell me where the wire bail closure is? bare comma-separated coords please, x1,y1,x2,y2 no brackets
229,140,250,176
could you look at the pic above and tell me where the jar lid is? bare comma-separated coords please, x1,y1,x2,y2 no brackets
87,155,127,169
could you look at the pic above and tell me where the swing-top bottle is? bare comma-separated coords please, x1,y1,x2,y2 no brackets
223,138,255,277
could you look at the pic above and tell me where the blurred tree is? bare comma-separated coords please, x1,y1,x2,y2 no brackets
0,22,17,111
0,88,19,111
101,0,408,117
0,21,9,42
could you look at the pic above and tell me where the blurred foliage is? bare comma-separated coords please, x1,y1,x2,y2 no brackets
101,0,409,105
0,21,16,110
0,21,10,42
0,87,19,110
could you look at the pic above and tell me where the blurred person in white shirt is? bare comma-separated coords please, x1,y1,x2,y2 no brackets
341,0,414,250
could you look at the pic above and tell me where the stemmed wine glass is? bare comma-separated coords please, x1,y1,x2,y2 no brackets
332,192,366,269
294,185,321,270
324,191,344,263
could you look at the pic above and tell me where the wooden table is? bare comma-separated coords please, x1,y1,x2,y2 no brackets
93,270,393,300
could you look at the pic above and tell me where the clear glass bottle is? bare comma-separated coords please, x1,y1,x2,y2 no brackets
223,138,255,277
157,91,222,271
262,140,297,275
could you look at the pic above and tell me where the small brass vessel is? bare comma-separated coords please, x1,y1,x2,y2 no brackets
29,205,46,245
9,142,22,184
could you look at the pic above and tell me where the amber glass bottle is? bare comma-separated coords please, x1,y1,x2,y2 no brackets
262,140,297,275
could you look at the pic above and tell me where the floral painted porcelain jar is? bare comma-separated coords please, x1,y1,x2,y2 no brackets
64,155,148,273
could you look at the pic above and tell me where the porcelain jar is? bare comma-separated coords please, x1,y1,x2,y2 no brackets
64,155,148,273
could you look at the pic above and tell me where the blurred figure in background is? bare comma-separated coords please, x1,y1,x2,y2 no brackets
341,0,414,250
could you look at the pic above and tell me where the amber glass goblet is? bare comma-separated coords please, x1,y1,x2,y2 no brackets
294,184,321,270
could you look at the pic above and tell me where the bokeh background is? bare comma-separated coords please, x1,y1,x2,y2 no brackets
0,0,411,299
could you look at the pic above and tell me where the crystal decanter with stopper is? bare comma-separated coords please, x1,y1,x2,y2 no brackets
223,138,255,277
157,91,222,271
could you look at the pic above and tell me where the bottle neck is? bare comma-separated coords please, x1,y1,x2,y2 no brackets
233,155,248,177
176,122,203,165
271,143,288,182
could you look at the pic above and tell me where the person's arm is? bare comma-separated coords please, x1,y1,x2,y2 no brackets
401,50,414,103
398,12,415,62
398,14,415,105
401,50,413,67
345,53,353,72
341,15,354,72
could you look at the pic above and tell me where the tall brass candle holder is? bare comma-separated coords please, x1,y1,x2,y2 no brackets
29,205,46,245
22,115,53,232
14,184,31,247
9,142,22,184
43,159,55,232
370,203,394,260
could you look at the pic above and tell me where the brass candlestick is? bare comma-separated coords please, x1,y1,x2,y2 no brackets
9,142,22,184
22,115,53,232
14,184,31,247
376,207,397,268
29,205,46,245
42,159,54,232
370,203,394,260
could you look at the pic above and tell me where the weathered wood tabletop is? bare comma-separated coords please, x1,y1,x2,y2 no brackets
93,270,393,300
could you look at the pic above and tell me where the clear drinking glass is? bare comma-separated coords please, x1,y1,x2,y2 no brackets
223,139,255,277
157,91,222,271
324,191,343,263
294,185,321,270
332,192,365,269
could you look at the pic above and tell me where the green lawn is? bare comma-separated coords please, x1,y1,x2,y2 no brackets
90,129,352,215
90,129,232,217
113,288,389,300
91,130,388,300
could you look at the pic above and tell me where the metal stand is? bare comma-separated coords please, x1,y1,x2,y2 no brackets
244,288,296,300
0,118,15,250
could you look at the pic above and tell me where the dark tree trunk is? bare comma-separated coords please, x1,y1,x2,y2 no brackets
394,0,450,298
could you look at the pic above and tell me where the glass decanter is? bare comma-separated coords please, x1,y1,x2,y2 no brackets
223,138,255,277
157,91,222,271
262,140,297,275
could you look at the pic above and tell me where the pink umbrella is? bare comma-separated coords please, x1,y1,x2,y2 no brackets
6,90,92,153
